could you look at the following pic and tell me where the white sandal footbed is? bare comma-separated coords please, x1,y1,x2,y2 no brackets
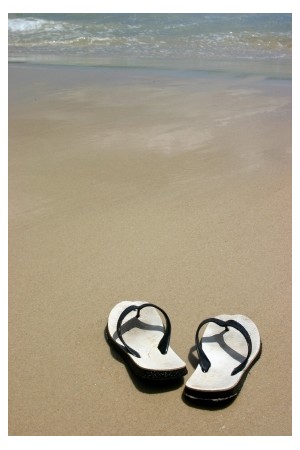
184,314,262,402
106,301,187,381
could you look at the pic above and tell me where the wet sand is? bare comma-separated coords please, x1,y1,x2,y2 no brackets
8,64,292,436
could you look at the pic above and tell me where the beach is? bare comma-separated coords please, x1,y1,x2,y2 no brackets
8,61,291,436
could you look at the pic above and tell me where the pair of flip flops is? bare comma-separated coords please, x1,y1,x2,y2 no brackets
105,301,262,404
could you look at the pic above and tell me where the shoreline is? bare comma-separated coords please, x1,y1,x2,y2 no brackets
7,57,292,82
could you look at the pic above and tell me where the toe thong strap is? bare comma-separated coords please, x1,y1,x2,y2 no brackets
116,303,171,358
195,318,252,375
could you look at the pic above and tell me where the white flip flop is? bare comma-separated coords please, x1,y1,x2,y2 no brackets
184,314,262,403
105,301,187,381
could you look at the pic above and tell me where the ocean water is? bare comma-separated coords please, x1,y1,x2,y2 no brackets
8,13,292,78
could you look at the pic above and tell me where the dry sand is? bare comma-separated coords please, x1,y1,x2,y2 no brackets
8,64,292,436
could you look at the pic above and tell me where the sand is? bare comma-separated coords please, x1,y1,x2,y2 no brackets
8,63,292,436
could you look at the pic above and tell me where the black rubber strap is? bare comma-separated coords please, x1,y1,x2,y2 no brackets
195,318,252,376
116,303,171,358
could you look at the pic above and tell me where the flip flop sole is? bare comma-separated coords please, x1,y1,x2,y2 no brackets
184,314,262,404
105,324,187,380
106,301,187,381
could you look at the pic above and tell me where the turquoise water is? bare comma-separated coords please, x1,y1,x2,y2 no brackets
8,13,292,77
